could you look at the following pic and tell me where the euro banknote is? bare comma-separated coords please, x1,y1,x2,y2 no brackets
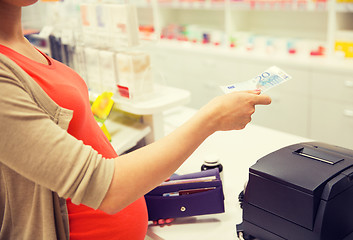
220,66,292,94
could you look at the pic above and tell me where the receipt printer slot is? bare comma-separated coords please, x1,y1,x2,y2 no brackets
293,147,344,165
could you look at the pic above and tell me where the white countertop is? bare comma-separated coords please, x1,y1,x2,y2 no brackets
146,106,310,240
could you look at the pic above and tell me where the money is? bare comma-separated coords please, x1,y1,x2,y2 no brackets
220,66,292,94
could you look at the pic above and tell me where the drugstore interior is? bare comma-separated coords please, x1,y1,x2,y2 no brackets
22,0,353,152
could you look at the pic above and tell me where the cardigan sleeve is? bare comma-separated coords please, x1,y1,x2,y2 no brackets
0,60,115,209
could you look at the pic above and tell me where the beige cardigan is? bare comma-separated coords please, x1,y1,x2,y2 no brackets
0,54,115,240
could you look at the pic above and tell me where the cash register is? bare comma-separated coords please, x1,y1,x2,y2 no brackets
237,142,353,240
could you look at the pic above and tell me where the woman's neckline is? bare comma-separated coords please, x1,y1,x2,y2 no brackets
0,43,54,68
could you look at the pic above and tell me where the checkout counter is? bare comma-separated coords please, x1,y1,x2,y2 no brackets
145,106,310,240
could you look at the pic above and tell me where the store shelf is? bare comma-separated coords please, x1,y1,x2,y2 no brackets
336,3,353,12
89,85,190,115
148,39,353,72
158,1,225,9
135,0,353,60
114,85,191,115
140,0,330,11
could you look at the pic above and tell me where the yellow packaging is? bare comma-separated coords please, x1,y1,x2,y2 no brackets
91,92,115,141
335,41,353,58
91,92,114,121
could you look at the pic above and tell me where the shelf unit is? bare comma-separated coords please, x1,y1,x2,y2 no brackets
135,0,353,58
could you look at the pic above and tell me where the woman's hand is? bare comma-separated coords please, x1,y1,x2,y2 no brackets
197,89,272,133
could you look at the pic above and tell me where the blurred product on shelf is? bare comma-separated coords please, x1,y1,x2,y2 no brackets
84,47,102,92
310,45,326,56
335,30,353,58
99,50,119,92
139,25,155,40
23,1,158,100
91,92,115,141
115,51,154,100
80,2,140,49
160,24,225,45
149,0,328,10
159,23,330,57
335,41,353,58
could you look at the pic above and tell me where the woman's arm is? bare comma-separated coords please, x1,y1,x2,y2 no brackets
99,90,271,214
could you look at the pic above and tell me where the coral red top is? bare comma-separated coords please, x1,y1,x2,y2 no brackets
0,44,148,240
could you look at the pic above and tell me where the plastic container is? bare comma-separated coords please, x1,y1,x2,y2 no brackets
201,154,223,180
